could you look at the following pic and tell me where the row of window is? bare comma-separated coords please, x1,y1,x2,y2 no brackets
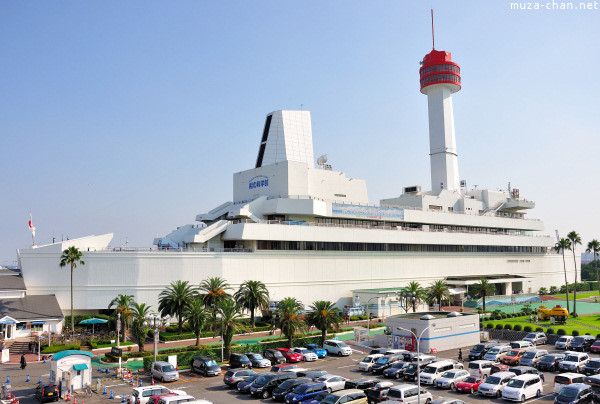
420,64,460,76
420,73,461,87
256,240,545,253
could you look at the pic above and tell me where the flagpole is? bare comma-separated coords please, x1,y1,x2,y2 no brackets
29,212,36,247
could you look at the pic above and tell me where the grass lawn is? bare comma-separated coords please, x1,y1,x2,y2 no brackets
484,315,600,336
554,291,600,300
97,341,134,348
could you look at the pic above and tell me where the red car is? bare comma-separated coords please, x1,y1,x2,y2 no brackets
590,341,600,353
275,348,303,363
455,376,484,394
491,363,510,374
271,363,298,372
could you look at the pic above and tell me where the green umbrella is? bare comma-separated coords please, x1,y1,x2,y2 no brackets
79,318,108,334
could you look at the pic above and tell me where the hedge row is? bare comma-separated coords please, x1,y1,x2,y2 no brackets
42,344,81,354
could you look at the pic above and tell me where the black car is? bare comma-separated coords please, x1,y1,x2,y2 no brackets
344,378,377,390
371,354,403,374
237,374,260,394
555,383,593,404
271,377,311,401
229,353,252,369
263,349,287,365
403,363,420,381
190,356,221,377
469,343,497,361
296,370,328,380
383,362,410,379
223,368,256,388
571,336,596,352
512,366,545,382
583,359,600,376
365,385,392,403
35,383,59,403
538,354,565,372
250,372,297,399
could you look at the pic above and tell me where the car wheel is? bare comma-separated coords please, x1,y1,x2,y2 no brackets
328,388,332,393
470,387,475,394
425,399,431,404
451,383,456,391
396,373,401,379
520,395,526,402
262,390,270,399
496,390,502,398
338,351,343,357
536,390,542,398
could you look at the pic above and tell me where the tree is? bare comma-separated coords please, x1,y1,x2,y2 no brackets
538,287,548,295
59,246,86,334
213,299,244,359
471,278,496,312
108,294,134,343
305,301,341,344
158,280,196,334
587,239,600,297
234,280,270,328
555,238,572,313
199,277,232,318
130,302,152,352
184,298,209,346
567,231,582,317
549,286,559,295
427,280,451,308
405,281,426,312
272,297,305,348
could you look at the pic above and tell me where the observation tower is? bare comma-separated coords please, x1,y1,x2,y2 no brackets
419,19,462,192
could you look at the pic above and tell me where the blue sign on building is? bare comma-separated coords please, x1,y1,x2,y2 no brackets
249,175,269,190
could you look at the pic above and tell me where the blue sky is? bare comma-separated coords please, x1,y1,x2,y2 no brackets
1,1,599,265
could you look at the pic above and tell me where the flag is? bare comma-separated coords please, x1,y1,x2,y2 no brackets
29,212,36,237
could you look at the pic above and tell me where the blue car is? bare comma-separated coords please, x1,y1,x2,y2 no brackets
304,344,327,358
303,391,330,404
284,382,328,403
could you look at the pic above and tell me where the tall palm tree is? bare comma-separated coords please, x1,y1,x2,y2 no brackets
108,294,134,343
405,281,426,312
234,280,270,328
568,231,582,317
555,238,572,313
213,299,244,359
130,302,152,352
272,297,305,348
427,280,451,309
199,277,232,318
158,280,196,334
470,278,497,312
305,301,341,344
59,246,86,333
184,298,209,346
587,239,600,297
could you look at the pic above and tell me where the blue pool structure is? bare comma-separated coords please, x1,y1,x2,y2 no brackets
478,295,542,307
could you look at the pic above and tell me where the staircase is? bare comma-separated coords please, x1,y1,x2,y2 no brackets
6,340,31,355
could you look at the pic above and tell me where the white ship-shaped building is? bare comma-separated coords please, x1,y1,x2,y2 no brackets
17,45,569,316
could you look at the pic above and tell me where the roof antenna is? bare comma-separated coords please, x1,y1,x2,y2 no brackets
431,9,435,50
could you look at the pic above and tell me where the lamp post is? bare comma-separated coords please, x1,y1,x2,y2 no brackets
399,291,417,313
212,304,224,362
397,323,437,404
355,295,381,341
145,314,171,363
117,312,121,371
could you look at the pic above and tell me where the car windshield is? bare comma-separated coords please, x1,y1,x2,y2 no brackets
487,348,500,354
376,357,390,364
464,377,478,383
239,355,249,361
321,396,341,404
558,337,569,342
593,342,600,346
558,388,580,399
278,379,299,390
162,365,176,372
392,362,406,369
525,333,537,339
469,363,481,369
273,351,284,358
565,355,580,362
441,372,456,378
507,350,519,356
245,375,259,383
588,361,600,369
292,384,309,394
485,376,501,385
541,356,556,362
251,354,264,360
337,342,348,348
422,367,436,374
406,364,417,371
254,375,272,386
205,360,218,367
472,345,485,352
387,389,403,399
507,379,525,388
522,352,536,359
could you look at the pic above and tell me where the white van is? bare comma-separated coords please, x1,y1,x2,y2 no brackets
484,345,511,362
555,336,574,350
156,395,196,404
553,373,586,394
501,374,543,401
419,360,457,385
478,371,516,397
358,354,383,371
323,339,353,356
468,360,494,378
129,386,186,404
386,384,433,404
559,352,590,372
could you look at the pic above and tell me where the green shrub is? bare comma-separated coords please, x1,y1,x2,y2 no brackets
572,330,580,336
546,328,554,334
41,344,80,354
514,325,522,331
524,326,532,332
349,316,359,321
596,334,600,339
504,324,512,330
501,313,507,319
486,323,494,329
495,324,503,330
586,333,591,336
535,327,543,332
557,329,566,335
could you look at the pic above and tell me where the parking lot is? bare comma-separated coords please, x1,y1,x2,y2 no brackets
0,341,590,404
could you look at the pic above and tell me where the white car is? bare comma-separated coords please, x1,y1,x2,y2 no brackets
129,386,186,404
478,371,515,398
292,347,318,362
559,352,590,372
502,374,543,401
555,336,574,350
434,369,470,390
358,354,384,371
323,340,353,356
315,374,347,392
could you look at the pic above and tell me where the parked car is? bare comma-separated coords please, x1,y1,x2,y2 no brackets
554,383,593,404
264,349,287,365
582,358,600,376
420,361,459,385
523,332,547,346
365,381,394,403
191,356,221,377
518,349,549,367
469,343,498,361
386,385,432,404
455,377,485,394
537,354,565,372
272,363,299,373
556,336,574,350
297,370,329,380
483,345,511,362
154,395,195,404
277,348,303,363
228,353,252,369
502,349,529,365
151,361,179,383
369,348,390,355
271,377,311,401
501,374,543,402
223,369,256,388
509,341,534,349
402,353,437,365
246,353,271,368
583,374,600,402
403,363,420,381
305,344,328,358
553,373,586,394
429,399,467,404
323,340,353,356
477,371,516,398
467,360,494,379
293,347,318,362
129,386,186,404
570,336,596,352
283,381,328,403
315,374,347,392
35,383,59,403
435,369,470,390
491,363,511,374
147,393,179,404
303,391,330,404
236,374,260,394
344,379,378,391
511,366,545,382
358,354,383,372
589,341,600,354
370,354,404,374
559,352,590,372
319,389,368,404
250,372,297,399
383,362,410,379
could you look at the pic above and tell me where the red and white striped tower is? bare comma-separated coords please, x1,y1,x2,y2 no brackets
419,12,462,191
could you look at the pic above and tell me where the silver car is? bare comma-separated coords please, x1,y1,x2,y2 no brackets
315,374,347,392
151,361,179,382
246,353,271,368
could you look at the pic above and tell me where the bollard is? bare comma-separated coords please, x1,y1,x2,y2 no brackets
103,386,107,395
109,390,114,400
98,364,101,372
139,378,142,387
151,377,154,386
113,369,117,377
121,394,126,403
26,375,30,382
43,357,46,364
39,376,43,383
106,368,110,374
6,375,9,383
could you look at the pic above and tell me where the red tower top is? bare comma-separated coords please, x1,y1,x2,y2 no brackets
419,49,461,94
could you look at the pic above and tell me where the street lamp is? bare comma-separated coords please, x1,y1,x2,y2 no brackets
397,323,437,404
117,312,122,371
398,291,417,313
145,314,171,363
212,304,224,362
355,295,380,341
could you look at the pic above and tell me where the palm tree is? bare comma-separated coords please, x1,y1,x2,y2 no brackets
567,231,582,317
199,277,232,318
272,297,305,348
130,302,152,352
471,278,497,312
305,301,341,344
234,280,270,328
405,281,426,312
213,299,244,359
158,280,196,334
108,294,134,343
555,238,572,313
184,298,209,346
59,246,86,333
427,280,451,309
587,239,600,297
